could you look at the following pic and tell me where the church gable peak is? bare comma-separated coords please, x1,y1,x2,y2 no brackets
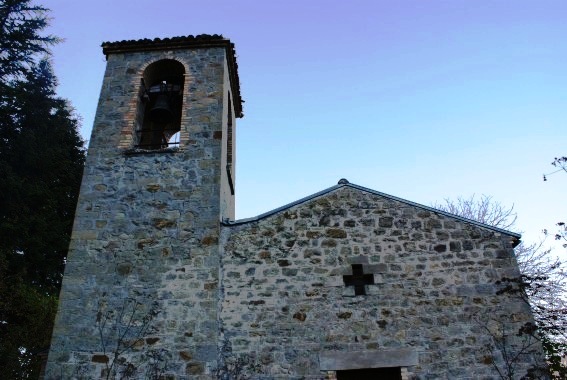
227,179,521,243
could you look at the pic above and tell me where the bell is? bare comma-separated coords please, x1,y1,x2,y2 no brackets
149,93,174,123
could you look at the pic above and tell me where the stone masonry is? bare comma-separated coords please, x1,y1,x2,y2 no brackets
219,183,543,378
45,36,240,379
46,35,545,379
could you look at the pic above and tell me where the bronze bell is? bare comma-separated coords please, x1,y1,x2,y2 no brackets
149,93,174,123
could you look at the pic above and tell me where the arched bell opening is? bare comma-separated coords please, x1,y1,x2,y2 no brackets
135,59,185,150
168,131,180,148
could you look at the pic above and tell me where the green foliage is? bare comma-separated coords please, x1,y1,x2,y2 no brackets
0,59,85,292
0,261,58,378
0,1,85,377
0,0,58,83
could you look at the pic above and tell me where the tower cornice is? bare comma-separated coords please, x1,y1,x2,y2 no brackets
102,34,243,117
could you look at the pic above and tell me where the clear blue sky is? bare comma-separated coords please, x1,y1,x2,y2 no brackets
43,0,567,252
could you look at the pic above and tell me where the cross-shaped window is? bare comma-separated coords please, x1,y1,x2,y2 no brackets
343,264,374,296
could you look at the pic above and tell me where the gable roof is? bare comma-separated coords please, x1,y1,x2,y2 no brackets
224,179,522,241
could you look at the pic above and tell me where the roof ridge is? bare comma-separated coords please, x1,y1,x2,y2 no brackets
224,180,521,240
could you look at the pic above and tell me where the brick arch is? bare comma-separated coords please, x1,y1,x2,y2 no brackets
118,56,191,149
137,56,190,77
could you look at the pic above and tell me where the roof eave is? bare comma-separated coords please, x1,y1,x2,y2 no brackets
224,181,522,243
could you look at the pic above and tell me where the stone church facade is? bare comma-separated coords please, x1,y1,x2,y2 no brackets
45,36,544,379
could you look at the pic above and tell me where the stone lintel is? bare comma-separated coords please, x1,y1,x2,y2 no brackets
319,349,418,370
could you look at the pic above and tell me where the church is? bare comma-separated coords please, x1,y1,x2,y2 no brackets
45,35,544,379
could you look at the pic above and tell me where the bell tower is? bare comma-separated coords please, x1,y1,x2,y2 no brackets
45,35,242,378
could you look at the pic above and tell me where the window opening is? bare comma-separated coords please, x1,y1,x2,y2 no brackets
226,93,235,194
336,367,402,380
227,94,233,167
167,131,180,148
343,264,374,296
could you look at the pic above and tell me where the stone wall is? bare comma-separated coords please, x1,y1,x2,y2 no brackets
45,36,543,379
45,46,233,379
220,185,542,379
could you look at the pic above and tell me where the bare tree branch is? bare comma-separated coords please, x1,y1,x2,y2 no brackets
435,194,567,377
433,194,517,231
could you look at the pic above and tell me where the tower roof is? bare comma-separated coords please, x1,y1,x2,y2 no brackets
101,34,243,117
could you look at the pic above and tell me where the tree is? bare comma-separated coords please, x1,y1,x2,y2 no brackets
432,195,547,275
93,296,165,379
433,194,517,231
0,58,85,291
543,156,567,249
432,195,564,291
0,0,58,83
0,261,58,378
543,157,567,182
433,195,567,377
478,317,548,380
0,59,85,378
0,1,85,377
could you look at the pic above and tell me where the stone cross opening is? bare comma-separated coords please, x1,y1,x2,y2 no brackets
343,264,374,296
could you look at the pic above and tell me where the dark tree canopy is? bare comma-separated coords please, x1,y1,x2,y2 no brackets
0,59,85,377
0,59,85,291
0,0,58,83
0,1,85,377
